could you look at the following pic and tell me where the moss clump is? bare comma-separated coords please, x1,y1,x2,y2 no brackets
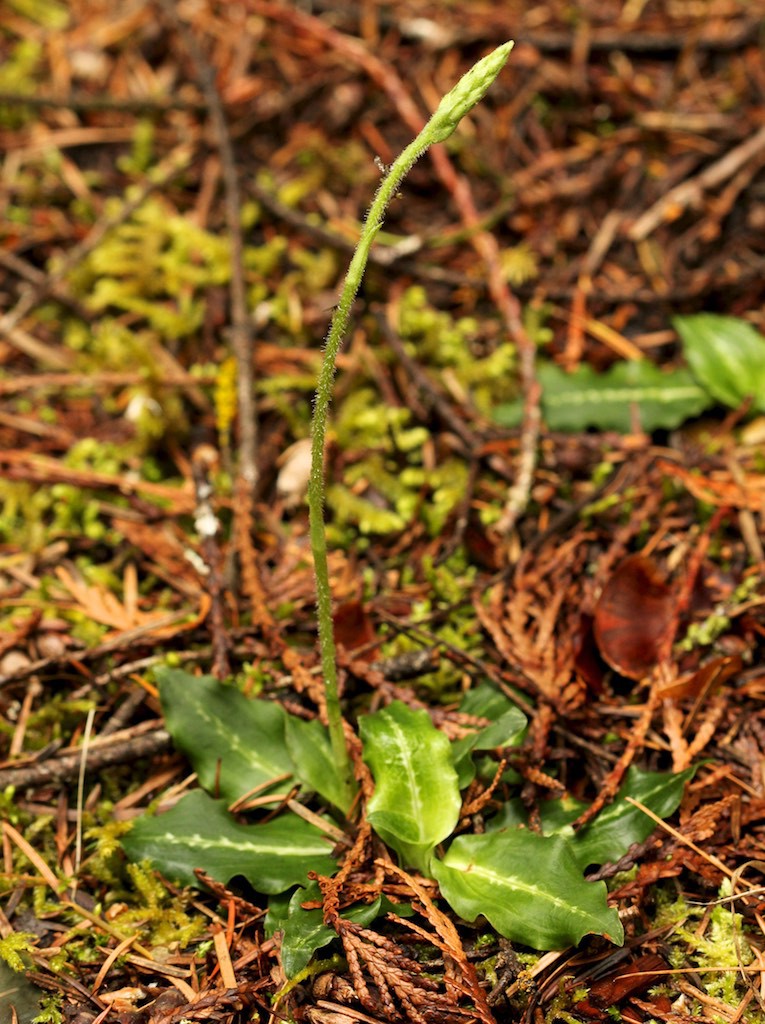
104,861,206,949
656,884,762,1021
66,197,230,339
397,285,517,413
0,38,44,127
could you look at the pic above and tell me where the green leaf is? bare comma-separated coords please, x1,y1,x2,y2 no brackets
493,359,712,433
360,701,461,874
674,313,765,412
266,882,385,978
573,765,694,869
285,715,352,814
122,790,336,892
0,959,45,1023
432,831,624,950
485,767,694,871
157,667,295,803
452,685,527,788
485,795,584,836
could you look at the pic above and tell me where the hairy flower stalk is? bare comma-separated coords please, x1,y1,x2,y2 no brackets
308,42,514,810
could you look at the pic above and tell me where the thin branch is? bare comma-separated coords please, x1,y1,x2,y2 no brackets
0,728,171,789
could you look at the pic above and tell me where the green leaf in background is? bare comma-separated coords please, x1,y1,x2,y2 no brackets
122,790,336,892
573,765,695,869
452,684,527,788
674,313,765,412
493,359,712,433
157,667,294,803
485,794,584,836
433,831,624,950
285,714,352,814
485,766,694,870
360,701,461,874
266,882,387,978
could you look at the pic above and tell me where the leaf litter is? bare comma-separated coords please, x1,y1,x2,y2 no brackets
0,1,764,1023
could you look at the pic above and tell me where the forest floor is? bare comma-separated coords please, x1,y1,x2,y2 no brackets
1,2,764,1023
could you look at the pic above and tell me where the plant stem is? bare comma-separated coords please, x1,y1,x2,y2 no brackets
307,42,514,811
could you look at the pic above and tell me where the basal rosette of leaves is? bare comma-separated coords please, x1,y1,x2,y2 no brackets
122,667,695,976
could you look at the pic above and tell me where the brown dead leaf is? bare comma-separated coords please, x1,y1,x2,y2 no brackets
333,600,376,659
594,554,675,679
574,954,667,1020
56,565,209,640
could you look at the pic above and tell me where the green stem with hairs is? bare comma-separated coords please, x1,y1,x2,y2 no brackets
307,41,514,811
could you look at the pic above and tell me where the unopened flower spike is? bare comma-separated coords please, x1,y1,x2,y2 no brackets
427,40,514,143
308,41,514,810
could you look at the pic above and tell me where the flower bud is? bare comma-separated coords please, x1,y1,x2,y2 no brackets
427,41,514,143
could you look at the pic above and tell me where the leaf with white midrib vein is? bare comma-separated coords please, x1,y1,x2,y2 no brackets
122,790,336,892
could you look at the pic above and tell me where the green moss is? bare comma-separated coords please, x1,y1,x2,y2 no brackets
335,387,428,452
12,697,95,752
8,0,68,27
655,884,762,1020
85,820,134,886
0,932,36,971
32,993,64,1024
326,483,406,535
500,242,538,286
244,234,288,278
679,573,762,652
0,38,44,127
65,197,230,340
397,285,516,414
289,246,338,290
376,550,481,698
117,119,156,176
105,861,206,948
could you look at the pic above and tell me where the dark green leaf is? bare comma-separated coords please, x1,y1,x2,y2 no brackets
157,667,294,802
266,882,385,978
674,313,765,412
485,795,585,835
433,831,623,950
493,360,711,433
573,765,694,869
485,767,693,870
284,714,352,814
452,685,526,788
122,790,335,892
